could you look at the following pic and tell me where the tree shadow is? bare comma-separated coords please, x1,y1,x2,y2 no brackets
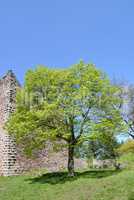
26,169,121,185
128,192,134,200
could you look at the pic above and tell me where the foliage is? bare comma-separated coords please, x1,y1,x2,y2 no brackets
75,133,120,162
87,134,119,160
124,85,134,139
115,82,134,139
118,140,134,154
7,61,124,175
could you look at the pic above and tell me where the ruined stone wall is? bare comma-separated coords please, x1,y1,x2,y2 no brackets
0,70,20,176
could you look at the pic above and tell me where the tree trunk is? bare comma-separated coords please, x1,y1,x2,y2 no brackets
68,144,75,177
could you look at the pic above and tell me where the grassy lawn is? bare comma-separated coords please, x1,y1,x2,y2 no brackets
0,168,134,200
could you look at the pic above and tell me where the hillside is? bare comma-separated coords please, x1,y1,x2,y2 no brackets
0,157,134,200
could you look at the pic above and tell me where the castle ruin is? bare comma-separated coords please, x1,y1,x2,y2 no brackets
0,70,20,176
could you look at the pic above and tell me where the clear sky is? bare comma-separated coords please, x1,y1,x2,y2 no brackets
0,0,134,84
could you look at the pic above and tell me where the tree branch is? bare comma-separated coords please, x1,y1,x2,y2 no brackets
124,119,134,139
75,107,91,143
56,135,69,142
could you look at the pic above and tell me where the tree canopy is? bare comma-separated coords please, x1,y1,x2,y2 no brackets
7,61,124,176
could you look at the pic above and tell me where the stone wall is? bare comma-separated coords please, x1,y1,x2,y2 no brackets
0,70,20,176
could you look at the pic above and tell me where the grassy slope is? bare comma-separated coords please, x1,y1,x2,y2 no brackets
0,168,134,200
0,153,134,200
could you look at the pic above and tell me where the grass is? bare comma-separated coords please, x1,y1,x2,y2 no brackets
0,167,134,200
119,152,134,169
0,153,134,200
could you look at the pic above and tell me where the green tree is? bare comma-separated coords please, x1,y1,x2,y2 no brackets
112,81,134,139
7,61,123,176
123,85,134,139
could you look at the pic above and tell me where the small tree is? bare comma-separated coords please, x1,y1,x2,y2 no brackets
113,81,134,139
87,135,119,161
7,62,123,176
74,132,119,162
124,85,134,139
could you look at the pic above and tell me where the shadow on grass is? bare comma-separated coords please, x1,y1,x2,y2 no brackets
26,169,121,185
128,192,134,200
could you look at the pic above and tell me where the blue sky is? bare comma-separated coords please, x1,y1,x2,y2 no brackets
0,0,134,84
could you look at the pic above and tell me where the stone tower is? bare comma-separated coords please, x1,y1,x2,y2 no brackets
0,70,20,176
